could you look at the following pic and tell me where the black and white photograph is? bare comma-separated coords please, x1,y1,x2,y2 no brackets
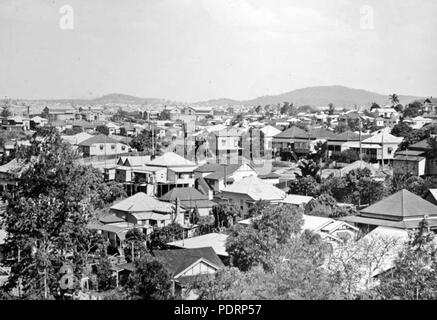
0,0,437,306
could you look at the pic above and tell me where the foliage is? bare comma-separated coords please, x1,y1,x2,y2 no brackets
295,159,320,180
158,109,171,121
389,94,400,106
403,101,423,118
1,104,12,118
148,223,184,251
226,204,304,272
328,103,335,115
0,127,107,299
195,215,215,236
391,122,413,137
389,174,432,198
192,232,343,300
125,254,173,300
119,127,127,136
288,176,320,197
123,228,148,262
373,219,437,299
211,203,242,229
96,125,110,136
129,129,158,153
95,253,113,291
95,181,127,208
246,200,269,219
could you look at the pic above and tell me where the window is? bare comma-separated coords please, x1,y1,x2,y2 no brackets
121,146,126,151
111,144,115,150
388,147,393,154
99,144,104,150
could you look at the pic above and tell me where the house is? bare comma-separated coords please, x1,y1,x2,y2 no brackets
373,107,397,119
0,158,28,192
425,189,437,206
61,132,94,147
154,247,224,297
145,152,198,196
219,175,286,212
340,189,437,231
109,192,182,233
347,128,403,164
105,122,121,135
393,150,426,176
42,106,76,122
281,194,314,209
30,116,48,128
159,187,216,217
272,126,334,159
195,162,257,194
327,131,369,157
167,233,229,261
78,135,129,157
257,172,280,185
260,125,282,158
208,127,243,165
115,247,224,298
406,138,437,176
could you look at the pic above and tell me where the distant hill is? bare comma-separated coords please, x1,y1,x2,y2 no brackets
195,85,422,108
13,86,426,109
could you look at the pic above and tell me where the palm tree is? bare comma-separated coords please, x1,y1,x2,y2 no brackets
389,94,400,106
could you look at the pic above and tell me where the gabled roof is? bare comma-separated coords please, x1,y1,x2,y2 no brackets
110,192,174,213
203,164,251,181
273,126,307,139
160,187,209,202
282,194,314,205
360,189,437,218
260,125,281,137
362,131,403,144
221,176,286,201
61,132,94,145
123,156,151,167
154,247,224,277
78,134,124,146
409,139,431,151
167,233,229,256
146,152,196,167
328,131,366,142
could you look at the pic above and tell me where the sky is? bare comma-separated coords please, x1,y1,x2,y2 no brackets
0,0,436,102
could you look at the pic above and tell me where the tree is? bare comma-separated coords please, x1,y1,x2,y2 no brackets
246,200,269,219
96,125,110,136
389,94,400,106
129,129,157,153
95,253,113,292
148,223,184,251
295,159,320,180
158,109,171,121
403,101,423,118
119,127,127,136
125,254,173,300
314,141,328,164
394,104,404,113
391,122,413,137
226,204,304,272
124,228,148,262
211,203,242,229
288,176,320,197
95,181,127,208
373,219,437,299
370,102,380,111
328,103,335,115
191,231,343,300
0,127,107,299
255,105,263,114
1,104,12,118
